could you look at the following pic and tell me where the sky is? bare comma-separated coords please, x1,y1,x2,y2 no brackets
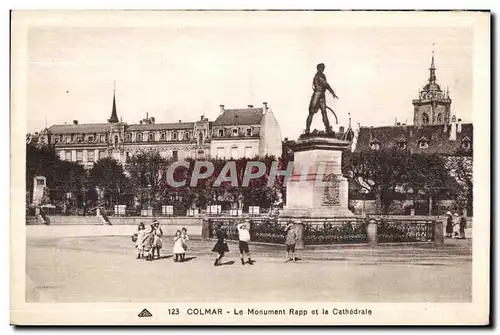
25,12,473,140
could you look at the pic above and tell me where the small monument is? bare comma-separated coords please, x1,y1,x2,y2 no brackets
280,63,353,218
32,176,47,206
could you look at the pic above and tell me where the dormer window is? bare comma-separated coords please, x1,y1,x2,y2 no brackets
246,128,252,136
462,137,471,150
172,132,178,140
184,132,189,140
218,129,224,137
77,135,83,143
418,137,429,149
160,133,165,141
148,133,154,141
397,141,407,150
137,133,142,142
125,133,131,142
370,139,380,151
232,128,238,137
66,137,71,144
88,135,94,142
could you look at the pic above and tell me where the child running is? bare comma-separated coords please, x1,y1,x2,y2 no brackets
212,224,229,266
237,223,253,265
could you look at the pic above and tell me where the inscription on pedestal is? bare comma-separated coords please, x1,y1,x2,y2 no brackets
322,173,340,206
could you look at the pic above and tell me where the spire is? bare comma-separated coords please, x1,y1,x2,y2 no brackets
429,48,436,83
108,81,119,123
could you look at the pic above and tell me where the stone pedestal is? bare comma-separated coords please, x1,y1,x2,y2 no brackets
280,134,353,218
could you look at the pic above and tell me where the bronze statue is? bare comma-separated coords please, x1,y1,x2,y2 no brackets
305,63,339,134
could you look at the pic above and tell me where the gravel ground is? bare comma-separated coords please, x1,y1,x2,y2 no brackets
26,234,472,303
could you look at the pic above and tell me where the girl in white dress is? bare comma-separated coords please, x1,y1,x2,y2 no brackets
173,230,184,262
135,222,146,259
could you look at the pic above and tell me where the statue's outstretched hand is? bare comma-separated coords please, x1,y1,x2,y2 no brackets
332,91,339,99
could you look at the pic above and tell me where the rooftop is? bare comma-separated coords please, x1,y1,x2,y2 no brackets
213,108,264,126
356,123,473,155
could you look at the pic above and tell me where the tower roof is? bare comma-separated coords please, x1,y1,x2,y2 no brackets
108,86,119,123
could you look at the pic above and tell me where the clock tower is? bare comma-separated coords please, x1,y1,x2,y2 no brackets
412,52,452,126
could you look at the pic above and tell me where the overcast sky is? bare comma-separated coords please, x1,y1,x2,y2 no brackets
25,11,473,140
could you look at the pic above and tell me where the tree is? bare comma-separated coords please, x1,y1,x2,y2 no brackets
405,153,454,215
446,148,473,215
125,150,171,208
26,143,86,205
344,149,451,215
344,149,409,214
88,157,128,207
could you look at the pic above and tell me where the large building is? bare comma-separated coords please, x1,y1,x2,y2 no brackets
31,92,282,168
356,53,473,155
210,102,282,159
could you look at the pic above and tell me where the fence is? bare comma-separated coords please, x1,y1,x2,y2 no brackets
203,216,443,248
376,218,435,243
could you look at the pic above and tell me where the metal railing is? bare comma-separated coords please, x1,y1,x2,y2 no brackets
205,216,439,246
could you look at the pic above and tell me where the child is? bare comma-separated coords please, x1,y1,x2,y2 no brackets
173,230,184,262
135,222,146,259
237,223,252,265
285,223,298,262
180,227,189,262
212,224,229,266
142,225,156,261
152,220,163,260
459,213,467,239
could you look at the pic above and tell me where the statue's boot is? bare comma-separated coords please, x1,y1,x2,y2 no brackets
325,125,334,133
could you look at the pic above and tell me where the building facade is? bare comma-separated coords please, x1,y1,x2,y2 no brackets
31,92,282,168
210,102,282,159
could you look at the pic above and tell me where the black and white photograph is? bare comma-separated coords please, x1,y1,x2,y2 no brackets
10,10,490,325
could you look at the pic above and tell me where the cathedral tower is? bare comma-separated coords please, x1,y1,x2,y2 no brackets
412,52,452,126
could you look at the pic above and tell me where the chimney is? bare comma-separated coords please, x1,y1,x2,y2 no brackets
179,120,182,123
457,118,462,133
397,122,401,126
219,104,225,114
339,126,345,133
151,117,155,124
146,112,149,119
263,102,268,113
450,116,457,141
247,104,254,108
201,115,204,121
73,120,78,125
140,120,143,125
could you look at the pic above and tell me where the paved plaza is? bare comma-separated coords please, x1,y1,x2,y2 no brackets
26,232,472,303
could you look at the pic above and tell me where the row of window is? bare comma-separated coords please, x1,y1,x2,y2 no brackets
215,127,253,137
54,131,201,145
216,146,254,159
370,138,471,151
54,134,106,144
59,149,186,163
126,131,192,142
